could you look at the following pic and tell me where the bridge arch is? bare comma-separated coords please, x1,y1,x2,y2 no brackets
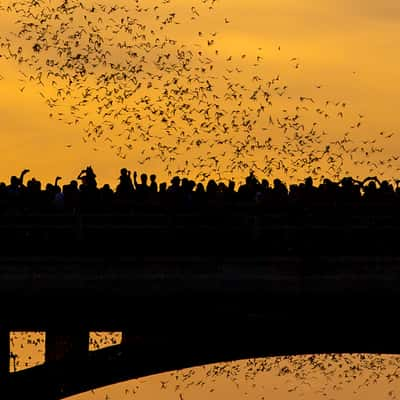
3,299,399,400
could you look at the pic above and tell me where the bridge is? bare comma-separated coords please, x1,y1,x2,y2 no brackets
0,208,399,398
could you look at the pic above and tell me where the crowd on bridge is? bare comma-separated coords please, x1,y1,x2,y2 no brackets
1,167,399,214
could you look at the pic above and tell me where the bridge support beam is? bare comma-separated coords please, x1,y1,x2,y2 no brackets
122,330,145,347
46,330,88,362
0,327,9,377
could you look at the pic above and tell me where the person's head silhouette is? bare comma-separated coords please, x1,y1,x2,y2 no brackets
10,176,19,187
196,182,205,193
171,176,180,186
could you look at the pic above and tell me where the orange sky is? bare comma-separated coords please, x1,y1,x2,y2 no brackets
0,0,399,187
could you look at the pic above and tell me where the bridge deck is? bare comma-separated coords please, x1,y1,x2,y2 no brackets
0,212,399,255
0,254,399,328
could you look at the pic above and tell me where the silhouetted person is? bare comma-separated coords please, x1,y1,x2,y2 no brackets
53,185,64,211
7,169,30,213
25,177,42,212
216,182,227,206
77,166,97,189
63,180,80,213
0,182,7,211
379,179,395,202
148,174,159,208
182,178,194,210
206,179,217,198
361,177,380,205
395,180,400,199
224,180,237,209
100,184,114,212
318,178,338,207
167,176,180,193
303,177,318,203
255,179,269,207
149,174,158,193
8,169,29,193
116,168,134,199
133,171,150,204
78,167,99,212
270,178,288,209
167,176,183,210
338,177,361,206
159,182,168,210
237,172,258,203
194,182,206,210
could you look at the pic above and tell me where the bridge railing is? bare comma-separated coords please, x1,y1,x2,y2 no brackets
0,210,398,254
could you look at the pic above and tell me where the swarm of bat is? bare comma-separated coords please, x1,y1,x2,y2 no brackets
0,0,398,183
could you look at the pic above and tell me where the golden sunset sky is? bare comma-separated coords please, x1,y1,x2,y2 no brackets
0,0,399,187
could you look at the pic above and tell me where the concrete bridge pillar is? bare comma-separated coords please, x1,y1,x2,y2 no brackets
0,327,9,377
45,330,88,362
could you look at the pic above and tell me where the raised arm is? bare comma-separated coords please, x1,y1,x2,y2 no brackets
18,169,30,187
77,169,86,180
361,176,381,187
54,176,62,187
349,177,363,186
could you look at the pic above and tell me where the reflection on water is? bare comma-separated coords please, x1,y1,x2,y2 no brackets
62,353,400,400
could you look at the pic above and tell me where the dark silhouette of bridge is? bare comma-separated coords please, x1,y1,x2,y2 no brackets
0,207,399,399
